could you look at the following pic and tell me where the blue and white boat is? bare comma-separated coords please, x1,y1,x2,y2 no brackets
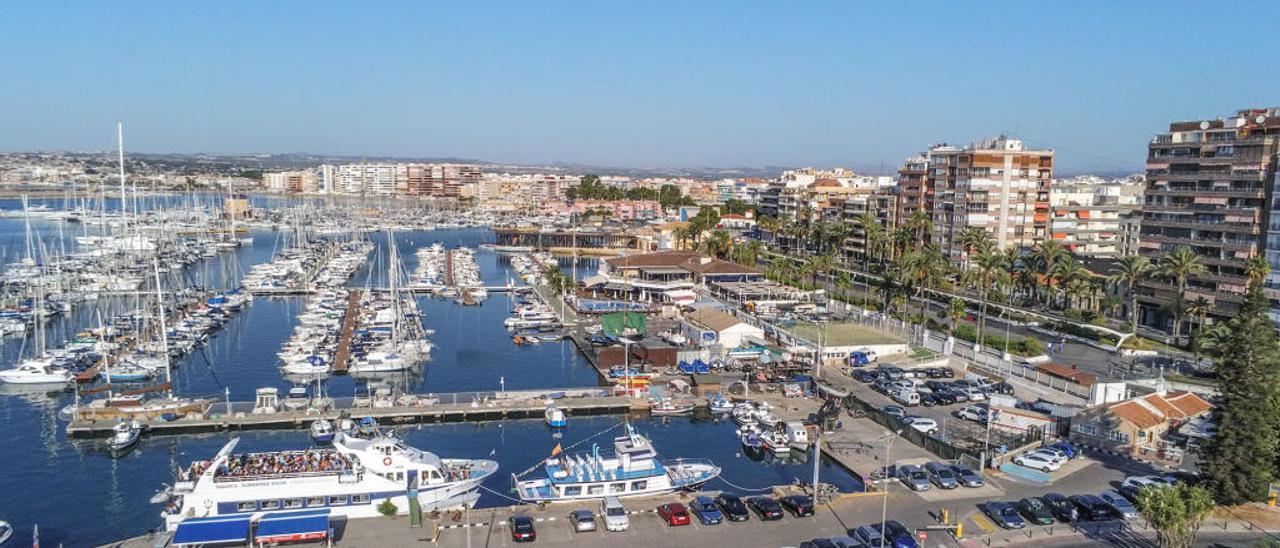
706,393,735,413
545,406,567,428
512,424,720,502
103,360,155,382
310,418,335,443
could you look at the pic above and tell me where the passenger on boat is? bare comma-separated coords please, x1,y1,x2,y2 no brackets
213,450,352,479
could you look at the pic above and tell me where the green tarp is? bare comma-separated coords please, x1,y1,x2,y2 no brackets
601,311,647,338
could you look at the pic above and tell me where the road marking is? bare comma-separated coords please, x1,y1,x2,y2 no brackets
968,512,998,534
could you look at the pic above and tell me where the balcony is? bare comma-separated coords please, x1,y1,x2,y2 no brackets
1145,186,1266,198
1140,217,1261,233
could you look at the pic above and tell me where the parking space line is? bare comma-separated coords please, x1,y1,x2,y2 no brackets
968,512,998,534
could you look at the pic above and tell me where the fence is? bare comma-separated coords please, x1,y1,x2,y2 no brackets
840,394,979,463
926,332,1092,401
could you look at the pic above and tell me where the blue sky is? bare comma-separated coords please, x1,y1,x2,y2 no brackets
1,1,1277,172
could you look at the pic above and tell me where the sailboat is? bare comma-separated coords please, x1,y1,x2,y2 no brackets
350,229,431,373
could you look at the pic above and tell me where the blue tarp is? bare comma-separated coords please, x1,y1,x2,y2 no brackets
255,509,331,542
172,514,251,546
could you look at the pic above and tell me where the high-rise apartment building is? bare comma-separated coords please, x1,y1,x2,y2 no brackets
318,163,482,198
1139,108,1280,330
899,137,1053,260
262,170,317,193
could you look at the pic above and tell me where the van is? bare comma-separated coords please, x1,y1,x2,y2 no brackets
601,496,629,532
891,388,920,407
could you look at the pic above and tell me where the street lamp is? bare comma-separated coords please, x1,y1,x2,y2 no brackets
880,430,901,547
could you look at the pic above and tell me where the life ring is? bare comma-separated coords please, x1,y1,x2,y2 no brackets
383,457,393,466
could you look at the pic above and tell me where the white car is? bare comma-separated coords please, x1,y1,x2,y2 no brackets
961,387,987,401
1013,452,1062,472
601,496,629,532
902,416,939,434
953,405,988,423
1121,475,1173,490
1031,447,1069,463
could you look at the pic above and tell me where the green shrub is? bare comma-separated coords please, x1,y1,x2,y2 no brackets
378,498,398,516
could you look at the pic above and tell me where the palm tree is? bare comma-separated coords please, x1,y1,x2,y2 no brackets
1158,246,1206,340
891,228,913,261
672,225,693,250
1108,255,1152,334
958,227,995,271
1033,240,1068,306
1245,255,1270,288
905,209,932,249
805,253,835,288
701,229,733,259
970,246,1007,344
757,215,780,242
1049,257,1088,309
734,240,765,267
947,297,967,338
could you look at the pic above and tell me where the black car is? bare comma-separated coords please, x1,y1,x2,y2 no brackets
714,493,751,522
940,387,969,402
1042,492,1078,523
871,380,893,394
919,393,938,407
852,369,878,383
925,380,949,391
925,367,945,379
1069,494,1116,521
991,382,1015,395
780,495,815,517
508,515,537,542
1016,497,1055,525
932,390,958,405
747,496,784,520
1117,484,1144,503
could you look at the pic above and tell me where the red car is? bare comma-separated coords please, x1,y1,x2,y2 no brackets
658,502,692,526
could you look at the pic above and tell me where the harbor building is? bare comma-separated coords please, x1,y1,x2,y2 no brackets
1048,175,1145,258
1138,108,1280,331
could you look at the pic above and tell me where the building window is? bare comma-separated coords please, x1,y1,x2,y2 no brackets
588,485,604,495
1074,423,1098,436
1108,430,1130,444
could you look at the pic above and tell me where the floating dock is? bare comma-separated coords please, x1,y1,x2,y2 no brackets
66,388,642,437
330,289,363,373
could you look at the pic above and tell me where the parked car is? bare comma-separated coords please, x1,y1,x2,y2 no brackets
880,366,905,380
1117,484,1144,502
852,369,878,383
1012,452,1062,472
901,416,938,435
950,464,985,488
1031,447,1070,463
897,464,932,491
855,521,919,548
953,405,987,423
943,387,970,402
871,380,893,394
924,367,945,379
748,496,784,520
714,493,750,522
924,461,959,489
1121,475,1173,490
602,496,629,531
980,501,1026,529
1046,441,1080,459
690,495,723,525
1041,492,1078,523
1016,497,1055,525
658,502,691,526
891,388,920,407
961,387,987,401
1069,494,1117,521
925,380,950,391
932,390,958,405
569,509,597,532
918,392,938,407
1099,490,1140,519
509,515,537,542
990,382,1015,395
781,494,816,517
882,405,906,419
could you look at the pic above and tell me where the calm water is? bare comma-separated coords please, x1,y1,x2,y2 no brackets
0,210,862,546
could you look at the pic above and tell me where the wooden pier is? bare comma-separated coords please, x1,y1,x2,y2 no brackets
330,289,363,373
66,388,643,437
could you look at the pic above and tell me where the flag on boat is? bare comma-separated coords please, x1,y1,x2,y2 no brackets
550,443,562,456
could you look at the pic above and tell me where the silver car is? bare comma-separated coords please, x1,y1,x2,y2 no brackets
570,509,597,532
897,464,932,491
601,496,629,532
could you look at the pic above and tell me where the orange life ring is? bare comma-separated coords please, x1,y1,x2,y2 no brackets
383,457,393,466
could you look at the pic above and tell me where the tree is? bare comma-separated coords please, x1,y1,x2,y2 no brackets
905,209,932,249
1135,484,1215,548
1159,247,1207,341
970,247,1007,344
1109,255,1153,334
722,198,752,215
701,229,733,259
947,298,967,338
1201,259,1280,505
1032,240,1068,306
378,498,398,516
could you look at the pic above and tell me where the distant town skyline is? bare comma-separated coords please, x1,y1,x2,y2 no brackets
1,1,1276,172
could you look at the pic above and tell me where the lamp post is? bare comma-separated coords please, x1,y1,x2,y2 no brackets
880,430,901,547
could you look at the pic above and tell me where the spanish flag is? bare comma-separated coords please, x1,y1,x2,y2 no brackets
551,443,563,457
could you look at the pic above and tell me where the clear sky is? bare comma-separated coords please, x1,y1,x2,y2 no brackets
1,1,1277,173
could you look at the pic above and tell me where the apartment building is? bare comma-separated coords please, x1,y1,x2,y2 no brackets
840,191,898,259
1048,176,1144,258
1138,108,1280,330
318,163,482,198
905,137,1053,260
263,170,318,193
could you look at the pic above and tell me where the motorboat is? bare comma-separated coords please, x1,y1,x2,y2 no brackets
649,398,695,415
545,406,567,428
0,520,10,544
107,419,143,452
737,425,764,451
159,433,498,530
283,387,310,411
310,418,335,443
706,393,735,413
512,424,720,502
0,358,74,385
731,402,758,426
754,403,780,428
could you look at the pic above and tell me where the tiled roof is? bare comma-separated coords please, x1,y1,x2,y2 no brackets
1104,391,1213,430
685,307,746,332
1035,363,1098,387
680,256,760,275
1162,391,1213,417
1108,401,1164,430
606,251,701,268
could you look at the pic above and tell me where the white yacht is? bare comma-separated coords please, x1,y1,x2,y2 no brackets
512,424,720,503
161,433,498,530
0,358,74,385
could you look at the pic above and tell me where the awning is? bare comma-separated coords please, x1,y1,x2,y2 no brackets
254,509,331,544
172,515,251,546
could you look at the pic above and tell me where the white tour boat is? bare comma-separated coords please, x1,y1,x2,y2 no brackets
512,424,720,503
161,432,497,530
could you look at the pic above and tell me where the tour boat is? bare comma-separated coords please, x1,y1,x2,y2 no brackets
160,433,498,531
545,406,567,428
512,424,720,502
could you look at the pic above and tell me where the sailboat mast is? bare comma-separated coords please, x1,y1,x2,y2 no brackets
153,256,173,396
116,122,126,213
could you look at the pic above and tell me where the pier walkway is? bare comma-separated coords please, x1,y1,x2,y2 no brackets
330,290,363,373
67,387,643,437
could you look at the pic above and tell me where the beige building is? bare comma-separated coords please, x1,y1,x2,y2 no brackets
1069,390,1211,464
1048,176,1144,257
